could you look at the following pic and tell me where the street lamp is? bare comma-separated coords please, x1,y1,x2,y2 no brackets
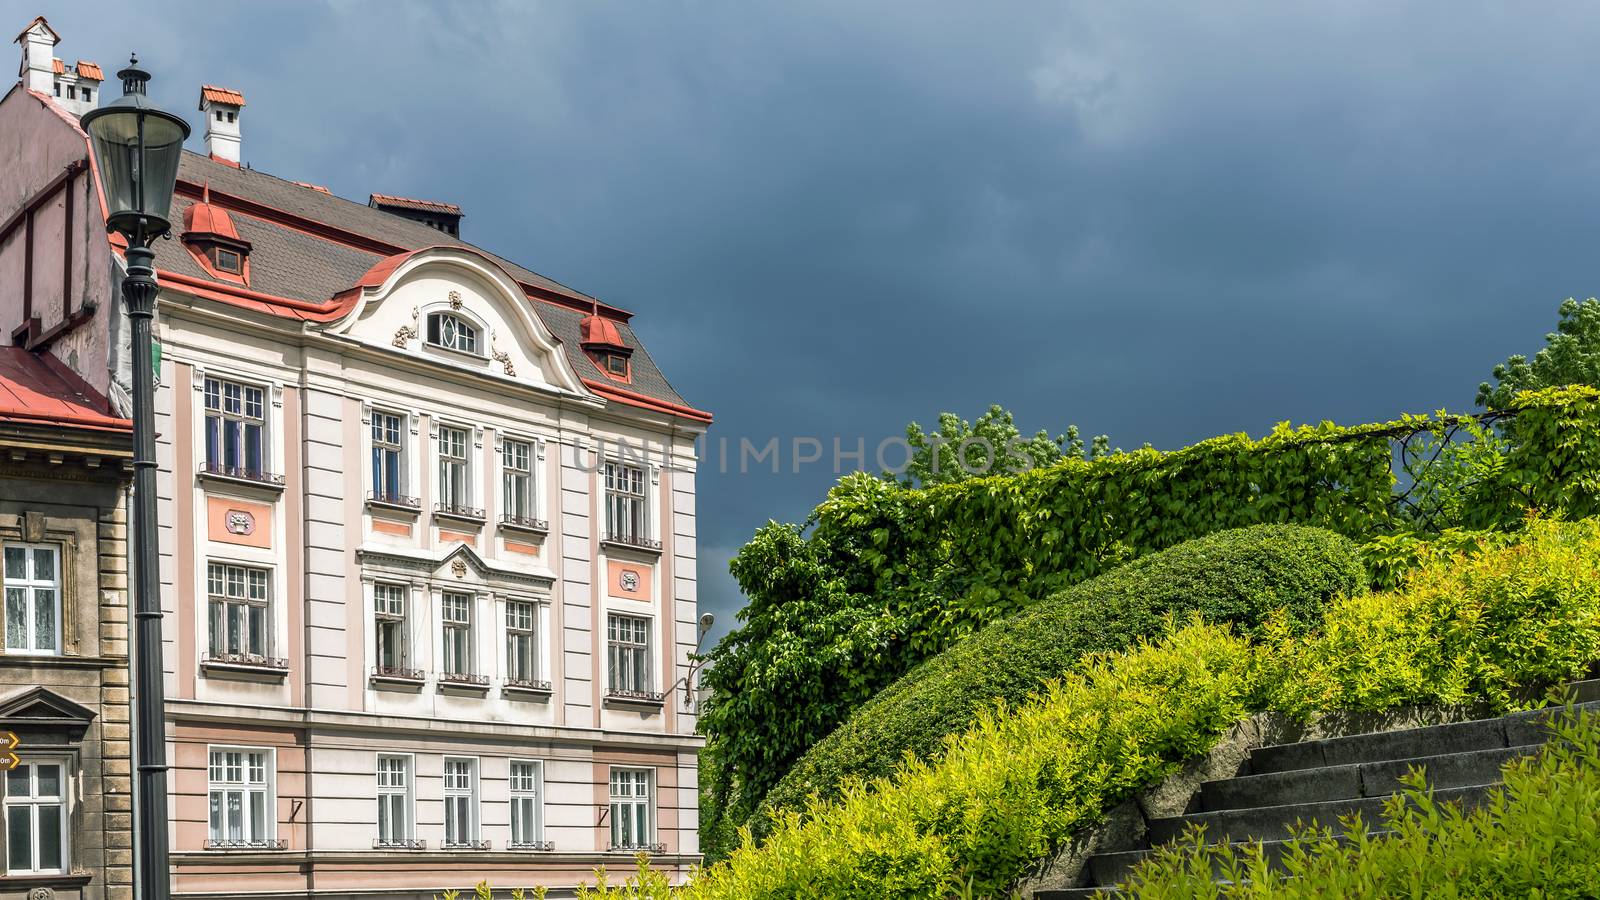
80,55,189,900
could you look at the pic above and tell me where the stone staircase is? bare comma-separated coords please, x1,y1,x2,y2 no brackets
1038,680,1600,898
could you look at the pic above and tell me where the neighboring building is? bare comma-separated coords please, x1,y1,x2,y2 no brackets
0,353,135,900
0,16,712,900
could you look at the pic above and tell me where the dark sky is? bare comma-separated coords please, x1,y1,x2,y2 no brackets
19,2,1599,645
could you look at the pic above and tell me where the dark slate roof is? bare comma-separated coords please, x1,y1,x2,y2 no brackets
156,152,699,414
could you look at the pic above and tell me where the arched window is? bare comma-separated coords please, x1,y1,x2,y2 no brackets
426,312,479,355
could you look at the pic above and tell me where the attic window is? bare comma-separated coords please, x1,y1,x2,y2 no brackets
426,312,479,355
603,353,628,376
213,248,242,275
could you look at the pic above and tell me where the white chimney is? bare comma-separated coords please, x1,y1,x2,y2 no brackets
14,15,59,95
199,85,245,165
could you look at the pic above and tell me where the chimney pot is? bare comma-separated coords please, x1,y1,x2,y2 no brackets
198,85,245,165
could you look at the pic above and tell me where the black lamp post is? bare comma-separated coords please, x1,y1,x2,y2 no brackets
79,56,189,900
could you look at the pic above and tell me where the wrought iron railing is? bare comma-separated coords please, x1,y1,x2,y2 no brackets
373,838,427,850
199,462,285,486
202,652,289,670
442,839,492,851
501,514,549,531
509,840,556,851
609,842,666,854
367,490,421,509
204,838,287,850
435,502,486,520
602,532,662,551
439,671,490,687
607,688,665,703
504,678,553,692
372,665,425,681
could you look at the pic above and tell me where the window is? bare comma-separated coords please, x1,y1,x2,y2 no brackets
66,85,75,100
3,544,59,655
81,88,90,102
607,613,651,696
437,426,470,510
207,748,273,847
215,109,223,121
373,584,410,675
441,592,473,676
506,600,538,684
226,110,235,123
376,755,412,845
509,761,543,848
604,353,628,376
4,761,66,874
213,247,242,274
442,758,478,847
370,411,406,502
204,376,266,479
603,462,647,543
608,768,652,851
207,563,271,662
426,313,479,355
502,439,534,521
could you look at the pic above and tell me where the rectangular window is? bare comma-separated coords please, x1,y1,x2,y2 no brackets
373,584,409,674
603,462,648,543
370,411,406,502
442,757,477,847
607,613,651,696
213,247,242,274
207,748,273,847
441,593,472,676
608,768,652,851
509,760,543,847
376,755,412,845
4,761,66,874
506,600,538,684
204,376,267,479
3,544,59,655
206,562,272,662
438,426,470,510
502,439,534,520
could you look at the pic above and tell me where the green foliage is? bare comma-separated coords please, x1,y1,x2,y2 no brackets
1121,708,1600,898
1478,297,1600,409
900,403,1109,487
757,525,1364,831
700,387,1600,857
667,518,1600,899
572,856,678,899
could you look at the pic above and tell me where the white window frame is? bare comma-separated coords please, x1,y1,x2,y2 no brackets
373,582,411,675
508,759,545,848
206,746,276,848
441,756,479,848
3,543,61,655
3,758,68,874
205,561,273,663
607,767,654,851
426,312,481,356
375,754,414,846
603,461,648,543
437,425,472,511
202,375,269,478
505,599,539,685
501,438,535,522
606,612,653,697
440,592,474,677
370,409,409,502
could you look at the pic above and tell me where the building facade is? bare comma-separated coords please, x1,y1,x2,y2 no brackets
1,16,712,899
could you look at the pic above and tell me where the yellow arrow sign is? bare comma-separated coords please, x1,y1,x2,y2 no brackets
0,752,17,772
0,731,17,751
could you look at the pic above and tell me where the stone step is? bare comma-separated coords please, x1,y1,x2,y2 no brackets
1035,889,1114,900
1200,745,1532,811
1146,782,1492,845
1084,832,1388,887
1247,698,1600,775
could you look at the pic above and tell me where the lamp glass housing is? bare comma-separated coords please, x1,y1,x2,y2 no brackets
80,64,190,241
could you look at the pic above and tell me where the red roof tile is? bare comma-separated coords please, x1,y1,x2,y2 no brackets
199,85,245,108
369,193,462,215
74,61,103,80
0,348,130,433
51,57,63,74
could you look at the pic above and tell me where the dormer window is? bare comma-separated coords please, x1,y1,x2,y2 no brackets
213,248,242,275
426,313,479,355
602,353,628,376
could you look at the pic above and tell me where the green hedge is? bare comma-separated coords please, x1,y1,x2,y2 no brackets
1122,709,1600,898
653,518,1600,898
700,388,1600,852
755,525,1364,832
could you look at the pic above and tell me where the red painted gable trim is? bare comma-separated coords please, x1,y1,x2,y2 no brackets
583,379,713,424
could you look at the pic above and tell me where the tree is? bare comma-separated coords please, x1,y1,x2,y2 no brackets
1478,298,1600,409
899,404,1108,487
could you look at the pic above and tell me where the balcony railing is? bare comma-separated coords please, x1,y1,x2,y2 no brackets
204,838,287,851
609,842,667,854
367,490,422,510
202,652,289,671
373,838,427,850
606,688,666,704
503,678,553,693
371,665,425,682
438,671,490,687
442,839,492,851
500,514,549,532
509,840,556,852
199,462,285,486
601,532,662,552
434,502,486,521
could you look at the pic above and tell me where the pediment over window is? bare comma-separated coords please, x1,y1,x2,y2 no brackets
0,685,96,735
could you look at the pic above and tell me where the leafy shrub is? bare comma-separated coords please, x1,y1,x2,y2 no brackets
1121,708,1600,898
700,388,1600,854
757,525,1364,831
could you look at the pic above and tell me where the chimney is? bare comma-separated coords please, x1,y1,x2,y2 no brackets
199,85,245,165
369,193,464,237
14,15,57,94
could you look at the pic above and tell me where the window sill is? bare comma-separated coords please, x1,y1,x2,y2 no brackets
604,690,666,710
600,534,663,556
434,504,487,526
198,465,286,495
441,840,492,851
203,839,288,851
437,674,491,695
502,679,553,700
0,871,93,889
201,655,289,683
508,840,555,852
499,515,549,535
373,839,427,850
370,666,426,692
367,493,423,514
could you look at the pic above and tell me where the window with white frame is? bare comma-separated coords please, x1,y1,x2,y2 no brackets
608,768,653,851
442,757,478,847
441,592,473,676
207,748,274,847
505,600,539,685
606,613,652,697
509,760,543,848
437,426,472,512
426,312,479,355
376,755,413,846
370,411,408,503
373,584,411,676
4,761,66,874
502,439,535,522
203,376,268,479
603,461,648,544
3,544,59,655
207,562,273,663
